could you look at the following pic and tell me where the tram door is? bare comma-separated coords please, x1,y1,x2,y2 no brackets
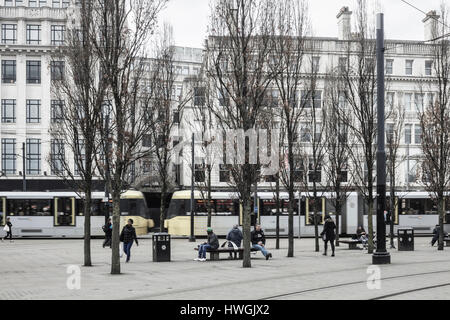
54,197,76,226
305,197,325,226
0,197,5,226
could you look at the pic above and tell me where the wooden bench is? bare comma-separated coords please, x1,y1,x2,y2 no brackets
340,239,363,250
195,244,259,261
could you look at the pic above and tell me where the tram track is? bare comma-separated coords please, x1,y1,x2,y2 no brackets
260,269,450,300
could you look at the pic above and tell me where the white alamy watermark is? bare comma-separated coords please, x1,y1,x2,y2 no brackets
173,129,280,175
366,266,381,290
66,265,81,290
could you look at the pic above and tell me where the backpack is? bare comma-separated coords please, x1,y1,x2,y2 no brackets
102,225,107,233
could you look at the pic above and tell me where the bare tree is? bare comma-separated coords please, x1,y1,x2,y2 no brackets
418,4,450,251
206,0,274,268
268,0,309,257
323,68,353,247
386,101,405,249
149,25,192,232
340,0,378,253
49,0,106,267
91,0,167,274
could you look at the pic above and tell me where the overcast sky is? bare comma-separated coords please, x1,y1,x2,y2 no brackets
158,0,446,48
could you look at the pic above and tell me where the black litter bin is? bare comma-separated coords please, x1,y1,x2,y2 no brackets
398,227,414,251
153,233,171,262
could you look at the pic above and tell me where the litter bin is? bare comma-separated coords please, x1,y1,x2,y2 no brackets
153,233,171,262
398,227,414,251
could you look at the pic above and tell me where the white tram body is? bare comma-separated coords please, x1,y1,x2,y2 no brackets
0,190,153,238
165,190,450,237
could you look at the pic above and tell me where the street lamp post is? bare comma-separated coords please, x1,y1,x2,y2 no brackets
373,13,391,265
189,133,196,242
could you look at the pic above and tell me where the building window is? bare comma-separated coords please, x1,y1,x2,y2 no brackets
142,135,151,148
405,124,412,145
406,160,418,183
26,139,41,175
74,140,85,176
218,90,229,107
386,59,393,75
405,60,413,75
219,164,230,183
415,125,422,145
404,93,413,111
51,61,65,80
338,57,347,73
52,0,60,7
26,61,41,84
312,56,320,73
51,25,65,45
386,92,395,111
51,100,64,123
425,60,433,76
293,158,304,182
26,25,41,45
427,93,435,109
51,140,65,175
308,160,321,183
1,24,17,44
26,100,41,123
2,60,16,83
195,163,206,183
302,90,322,108
1,139,16,175
194,87,206,106
415,93,424,112
386,123,394,143
62,0,69,7
1,99,15,123
300,124,311,143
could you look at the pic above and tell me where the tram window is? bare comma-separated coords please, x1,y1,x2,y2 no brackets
167,199,186,218
306,198,324,226
7,199,52,216
401,199,437,215
215,199,236,216
77,199,104,216
260,199,298,216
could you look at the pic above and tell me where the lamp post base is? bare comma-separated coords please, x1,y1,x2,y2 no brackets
372,252,391,265
189,236,196,243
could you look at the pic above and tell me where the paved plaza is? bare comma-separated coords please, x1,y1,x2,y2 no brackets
0,236,449,300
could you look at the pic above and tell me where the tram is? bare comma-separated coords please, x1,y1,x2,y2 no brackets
0,190,154,238
165,190,450,237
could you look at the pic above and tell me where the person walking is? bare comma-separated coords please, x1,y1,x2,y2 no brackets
251,225,272,260
431,224,441,247
120,219,139,263
226,224,243,259
2,217,13,243
102,218,112,248
196,227,219,262
321,214,336,257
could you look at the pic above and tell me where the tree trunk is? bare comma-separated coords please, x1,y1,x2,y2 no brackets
313,191,320,252
83,189,92,267
207,170,212,228
111,192,121,275
275,178,280,250
368,198,374,254
389,185,396,249
159,184,166,233
438,197,445,251
287,182,295,257
242,197,252,268
335,200,340,247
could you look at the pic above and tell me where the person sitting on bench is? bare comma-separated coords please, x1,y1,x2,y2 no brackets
195,227,219,262
356,225,368,249
226,225,243,260
251,224,272,260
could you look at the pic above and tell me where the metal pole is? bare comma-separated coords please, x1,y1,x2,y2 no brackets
254,181,258,227
189,133,196,242
373,13,391,265
298,192,302,239
22,142,26,192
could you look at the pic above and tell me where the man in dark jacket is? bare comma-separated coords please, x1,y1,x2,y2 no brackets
251,225,272,260
120,219,139,263
103,218,112,248
321,215,336,257
226,225,243,259
196,227,219,262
